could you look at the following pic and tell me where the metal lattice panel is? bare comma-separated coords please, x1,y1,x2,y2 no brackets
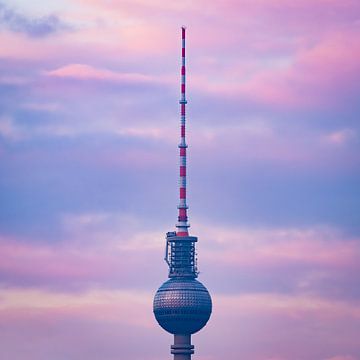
165,235,198,278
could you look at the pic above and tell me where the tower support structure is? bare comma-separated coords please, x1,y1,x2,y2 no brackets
153,27,212,360
171,334,194,360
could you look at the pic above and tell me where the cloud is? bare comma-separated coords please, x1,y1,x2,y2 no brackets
21,102,61,112
0,116,23,140
0,75,30,85
203,292,360,360
1,217,359,303
0,211,169,291
323,129,357,146
326,357,358,360
0,2,69,37
194,225,360,300
0,286,359,360
200,225,360,270
0,288,164,360
45,64,159,84
194,29,360,109
0,288,153,325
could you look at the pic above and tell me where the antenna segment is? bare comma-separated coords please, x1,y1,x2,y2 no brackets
177,26,189,237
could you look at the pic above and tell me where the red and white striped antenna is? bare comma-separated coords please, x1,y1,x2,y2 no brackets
176,26,190,237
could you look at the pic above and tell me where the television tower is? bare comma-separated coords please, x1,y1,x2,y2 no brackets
153,27,212,360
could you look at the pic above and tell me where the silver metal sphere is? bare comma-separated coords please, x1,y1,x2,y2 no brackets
153,278,212,334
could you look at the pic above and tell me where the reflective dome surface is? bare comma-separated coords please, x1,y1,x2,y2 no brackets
153,278,212,334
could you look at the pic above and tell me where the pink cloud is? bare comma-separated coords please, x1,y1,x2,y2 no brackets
0,215,359,360
323,129,357,146
195,29,360,108
199,226,360,270
1,287,359,360
3,0,359,113
202,292,360,359
0,302,164,360
0,236,112,281
1,221,359,295
74,0,360,64
0,226,164,290
189,121,360,171
45,63,156,83
0,288,154,328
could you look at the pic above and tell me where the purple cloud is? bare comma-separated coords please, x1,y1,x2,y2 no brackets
0,2,69,37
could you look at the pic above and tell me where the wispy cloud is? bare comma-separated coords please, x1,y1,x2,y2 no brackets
323,129,357,146
21,102,61,112
0,116,23,141
326,356,358,360
1,286,359,360
1,218,359,302
0,2,69,37
45,64,159,84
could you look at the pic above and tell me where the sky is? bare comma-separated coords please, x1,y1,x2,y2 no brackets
0,0,360,359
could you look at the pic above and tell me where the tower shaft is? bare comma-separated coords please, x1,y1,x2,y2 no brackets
177,26,189,237
171,334,194,360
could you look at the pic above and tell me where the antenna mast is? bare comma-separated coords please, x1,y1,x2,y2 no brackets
177,26,189,237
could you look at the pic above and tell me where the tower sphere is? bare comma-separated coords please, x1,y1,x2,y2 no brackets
153,278,212,335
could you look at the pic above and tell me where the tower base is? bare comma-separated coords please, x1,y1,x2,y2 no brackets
171,334,194,360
